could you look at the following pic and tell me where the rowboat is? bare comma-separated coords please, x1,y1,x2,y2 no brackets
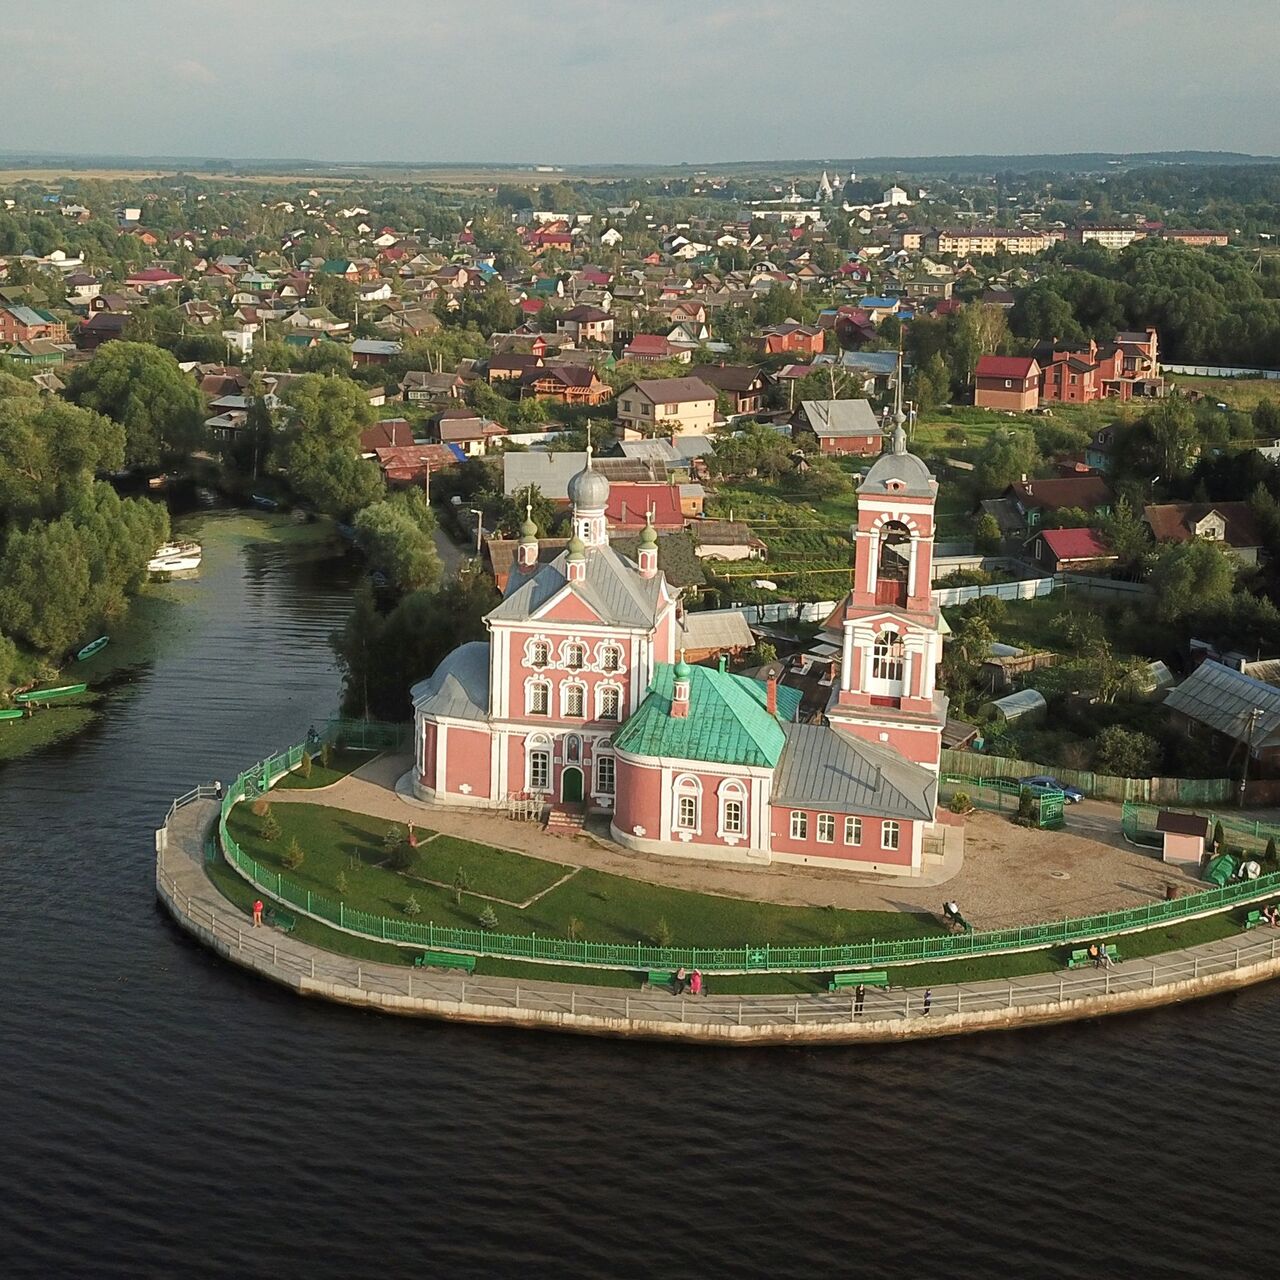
77,636,109,661
15,683,88,703
251,494,280,511
0,709,24,721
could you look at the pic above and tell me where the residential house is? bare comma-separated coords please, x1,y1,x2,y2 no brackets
401,370,465,402
431,408,507,457
522,364,612,406
974,355,1041,412
622,333,691,364
1164,661,1280,776
1034,329,1163,404
556,304,614,346
690,520,768,562
617,376,717,438
794,398,882,455
125,267,183,291
754,322,825,357
75,312,128,351
1031,526,1118,573
605,482,689,531
1143,502,1264,566
360,419,415,455
694,363,766,415
0,303,67,345
351,339,403,367
1004,475,1113,531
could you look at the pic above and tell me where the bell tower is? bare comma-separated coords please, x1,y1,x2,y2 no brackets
827,410,946,772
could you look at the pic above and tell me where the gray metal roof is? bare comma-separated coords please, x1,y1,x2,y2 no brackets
800,398,879,437
680,609,755,652
1164,660,1280,749
860,445,936,498
771,723,936,822
410,642,490,721
488,543,663,629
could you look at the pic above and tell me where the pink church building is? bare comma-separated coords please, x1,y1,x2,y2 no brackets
412,431,944,875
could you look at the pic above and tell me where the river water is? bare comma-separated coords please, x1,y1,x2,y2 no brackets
0,511,1275,1278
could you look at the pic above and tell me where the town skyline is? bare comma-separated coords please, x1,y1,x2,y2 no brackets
9,0,1280,164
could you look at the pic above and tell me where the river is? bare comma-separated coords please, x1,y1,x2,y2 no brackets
0,510,1275,1278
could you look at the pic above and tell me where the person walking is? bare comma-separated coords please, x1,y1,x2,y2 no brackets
854,983,865,1016
689,969,703,997
923,988,932,1016
252,899,264,928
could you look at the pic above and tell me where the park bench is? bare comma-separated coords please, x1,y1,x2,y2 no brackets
643,969,676,989
414,950,477,973
265,907,297,934
829,971,890,992
1246,909,1263,929
1067,944,1118,969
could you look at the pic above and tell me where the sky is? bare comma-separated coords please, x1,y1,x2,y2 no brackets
5,0,1280,165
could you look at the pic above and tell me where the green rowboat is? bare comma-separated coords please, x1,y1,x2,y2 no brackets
0,709,24,720
77,636,109,661
15,683,87,703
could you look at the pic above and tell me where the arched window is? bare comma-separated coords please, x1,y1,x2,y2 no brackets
528,680,551,716
564,642,586,671
600,644,622,673
598,684,622,721
876,520,912,606
526,733,552,792
595,752,615,795
674,774,702,832
565,734,581,763
718,778,748,839
562,682,586,718
871,630,905,684
529,640,550,669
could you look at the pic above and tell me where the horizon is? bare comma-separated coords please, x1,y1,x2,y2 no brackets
8,0,1280,164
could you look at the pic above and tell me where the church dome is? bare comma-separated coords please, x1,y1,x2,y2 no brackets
568,462,609,511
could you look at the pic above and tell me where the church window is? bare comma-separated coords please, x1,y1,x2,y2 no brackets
565,642,586,670
601,644,621,672
564,683,586,718
872,631,905,683
529,681,550,716
674,775,701,832
717,779,748,838
599,685,621,720
530,640,550,669
596,754,615,795
528,750,550,792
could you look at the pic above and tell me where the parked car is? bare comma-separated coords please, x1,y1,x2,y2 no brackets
1018,774,1085,803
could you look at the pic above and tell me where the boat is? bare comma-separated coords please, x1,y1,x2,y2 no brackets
76,636,109,661
15,683,88,703
0,709,24,721
251,494,280,511
147,541,202,574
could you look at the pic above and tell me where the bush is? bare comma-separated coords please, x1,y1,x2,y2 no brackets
453,867,470,906
652,916,674,947
336,870,349,896
251,796,270,818
298,752,312,779
386,840,412,872
1094,725,1161,777
1265,837,1278,871
320,741,332,769
404,893,421,917
478,904,498,930
283,838,304,870
1212,821,1225,851
949,791,974,815
567,916,585,941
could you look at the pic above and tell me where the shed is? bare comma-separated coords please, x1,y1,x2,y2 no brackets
1155,810,1209,870
989,688,1047,724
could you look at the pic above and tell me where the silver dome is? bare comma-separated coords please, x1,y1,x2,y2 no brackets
568,463,610,510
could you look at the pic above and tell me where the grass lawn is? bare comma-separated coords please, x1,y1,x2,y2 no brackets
1165,375,1278,414
0,704,96,763
276,748,380,791
227,799,938,945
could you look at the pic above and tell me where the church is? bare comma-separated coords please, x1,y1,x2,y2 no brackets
411,428,945,876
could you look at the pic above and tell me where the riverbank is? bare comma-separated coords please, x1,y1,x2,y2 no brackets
0,510,346,766
159,794,1280,1044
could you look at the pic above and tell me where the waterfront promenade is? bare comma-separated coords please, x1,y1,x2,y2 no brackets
158,793,1280,1045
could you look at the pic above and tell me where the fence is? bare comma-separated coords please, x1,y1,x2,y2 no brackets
941,748,1236,807
215,731,1280,973
1123,802,1280,856
933,576,1056,608
1163,363,1280,380
157,854,1280,1031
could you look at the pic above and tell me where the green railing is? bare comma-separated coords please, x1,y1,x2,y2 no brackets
215,728,1280,974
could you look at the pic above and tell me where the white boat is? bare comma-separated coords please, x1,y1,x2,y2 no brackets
147,541,202,573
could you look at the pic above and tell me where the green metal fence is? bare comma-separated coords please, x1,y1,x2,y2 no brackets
215,730,1280,974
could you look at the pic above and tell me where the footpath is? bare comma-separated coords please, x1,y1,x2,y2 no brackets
156,794,1280,1046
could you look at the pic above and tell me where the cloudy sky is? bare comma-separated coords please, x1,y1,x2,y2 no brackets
6,0,1279,163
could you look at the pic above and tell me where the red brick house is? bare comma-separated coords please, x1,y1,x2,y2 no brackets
974,355,1041,412
0,304,67,345
1034,329,1162,404
754,322,825,357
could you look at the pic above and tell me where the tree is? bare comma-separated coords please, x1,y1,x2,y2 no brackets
65,341,205,467
939,608,994,719
912,352,952,412
950,303,1010,384
1094,725,1161,777
1148,538,1234,625
1146,399,1199,480
354,500,441,592
972,428,1040,496
974,512,1002,554
280,375,383,517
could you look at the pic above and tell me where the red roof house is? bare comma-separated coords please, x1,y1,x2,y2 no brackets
974,355,1041,412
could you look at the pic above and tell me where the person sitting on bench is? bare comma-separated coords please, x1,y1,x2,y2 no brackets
1265,905,1280,928
1088,943,1101,967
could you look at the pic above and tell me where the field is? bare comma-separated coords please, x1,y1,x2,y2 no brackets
1162,374,1280,413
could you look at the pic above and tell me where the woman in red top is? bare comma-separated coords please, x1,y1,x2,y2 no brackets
252,899,264,927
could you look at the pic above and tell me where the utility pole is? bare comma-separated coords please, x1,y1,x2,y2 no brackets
1239,706,1262,807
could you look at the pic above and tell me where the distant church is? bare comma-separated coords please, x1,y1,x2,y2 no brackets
411,431,945,876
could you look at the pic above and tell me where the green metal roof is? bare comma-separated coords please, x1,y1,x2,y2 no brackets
613,663,802,768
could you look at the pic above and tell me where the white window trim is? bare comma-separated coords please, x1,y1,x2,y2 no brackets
789,810,808,841
561,639,587,672
595,752,616,796
560,680,587,719
816,813,835,844
524,635,552,669
596,681,623,721
844,815,862,846
673,773,702,835
526,677,552,717
527,748,551,793
717,779,748,839
882,820,900,851
597,642,625,674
